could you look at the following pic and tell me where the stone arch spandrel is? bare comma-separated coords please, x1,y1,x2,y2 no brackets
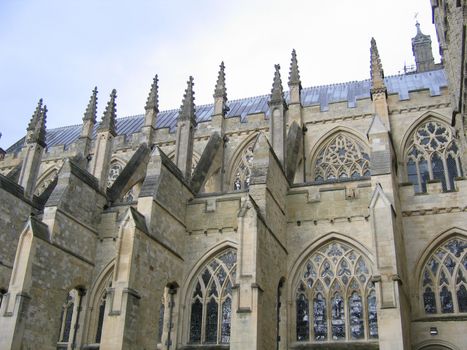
414,339,460,350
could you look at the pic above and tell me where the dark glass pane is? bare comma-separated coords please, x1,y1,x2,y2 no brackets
205,299,218,343
202,269,211,287
440,286,454,313
221,298,232,343
189,300,203,343
158,303,165,342
296,294,309,341
446,239,467,258
348,292,364,339
432,153,446,191
407,158,419,192
331,293,345,340
368,290,378,339
313,293,327,341
193,282,202,298
444,255,456,275
62,302,74,342
419,159,429,192
217,268,227,287
446,155,458,190
95,298,106,343
457,285,467,312
423,287,437,314
219,250,236,270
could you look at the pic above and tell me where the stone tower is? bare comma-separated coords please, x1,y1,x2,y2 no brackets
411,22,435,72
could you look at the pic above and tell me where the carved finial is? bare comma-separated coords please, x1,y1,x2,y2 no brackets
27,99,43,133
288,49,301,87
214,62,227,99
179,76,196,123
36,104,47,146
270,64,285,105
370,38,386,93
83,87,98,123
98,89,117,135
145,75,159,112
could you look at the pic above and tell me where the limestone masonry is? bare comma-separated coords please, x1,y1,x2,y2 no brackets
0,1,466,349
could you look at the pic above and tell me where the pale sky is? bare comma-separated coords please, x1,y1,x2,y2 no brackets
0,0,439,149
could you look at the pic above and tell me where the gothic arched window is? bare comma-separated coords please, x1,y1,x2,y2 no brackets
313,133,370,182
295,241,378,342
406,120,462,192
421,237,467,315
57,289,81,349
34,169,58,196
189,249,236,345
232,139,255,191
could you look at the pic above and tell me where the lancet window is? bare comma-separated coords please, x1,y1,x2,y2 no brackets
421,237,467,315
57,289,80,350
189,249,236,345
295,241,378,342
232,139,255,191
406,120,462,192
313,133,370,182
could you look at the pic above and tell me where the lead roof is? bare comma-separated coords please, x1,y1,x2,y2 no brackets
6,69,447,154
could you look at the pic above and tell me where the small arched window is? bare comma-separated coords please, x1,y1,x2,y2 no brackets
313,133,370,182
406,120,462,192
57,289,82,349
189,249,236,345
232,139,256,191
421,236,467,315
295,241,378,342
34,169,58,196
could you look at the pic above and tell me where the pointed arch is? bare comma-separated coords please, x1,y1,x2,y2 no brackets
399,112,462,192
225,132,259,192
82,261,114,347
107,158,126,188
307,127,371,182
182,242,238,345
290,236,377,343
415,228,467,316
34,165,61,196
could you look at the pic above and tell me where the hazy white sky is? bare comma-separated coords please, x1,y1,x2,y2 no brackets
0,0,439,148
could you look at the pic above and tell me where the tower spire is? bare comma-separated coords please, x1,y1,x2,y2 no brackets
145,75,159,113
98,89,117,136
370,38,386,95
83,87,98,123
213,62,228,116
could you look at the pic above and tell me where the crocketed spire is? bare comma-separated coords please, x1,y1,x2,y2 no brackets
83,87,98,123
214,61,227,100
98,89,117,136
145,75,159,112
179,76,196,123
370,37,386,93
288,49,302,87
26,99,47,146
270,64,285,105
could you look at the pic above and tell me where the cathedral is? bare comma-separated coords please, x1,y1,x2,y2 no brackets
0,1,466,350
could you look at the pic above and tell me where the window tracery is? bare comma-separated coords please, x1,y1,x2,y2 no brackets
57,289,80,350
421,237,467,315
406,120,462,192
189,249,236,345
295,241,378,342
232,139,255,191
313,133,370,182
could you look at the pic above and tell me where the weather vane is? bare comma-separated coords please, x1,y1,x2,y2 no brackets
414,12,419,23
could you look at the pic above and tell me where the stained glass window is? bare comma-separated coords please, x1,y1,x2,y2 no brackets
189,249,237,344
158,301,165,342
420,237,467,315
295,241,377,342
313,133,370,182
232,138,255,191
95,294,106,343
406,120,463,192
